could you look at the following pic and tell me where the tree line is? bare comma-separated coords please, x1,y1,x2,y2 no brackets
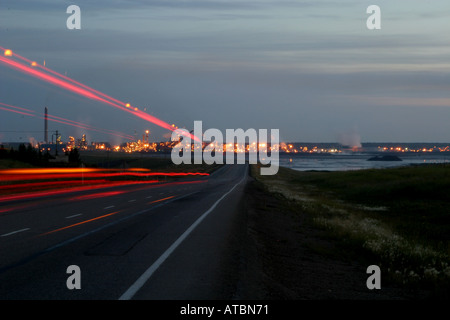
0,144,81,166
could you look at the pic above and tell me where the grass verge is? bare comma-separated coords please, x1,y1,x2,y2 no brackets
250,163,450,298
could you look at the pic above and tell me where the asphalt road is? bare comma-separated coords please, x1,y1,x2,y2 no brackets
0,164,249,300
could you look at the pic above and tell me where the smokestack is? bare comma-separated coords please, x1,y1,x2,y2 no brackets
44,107,48,143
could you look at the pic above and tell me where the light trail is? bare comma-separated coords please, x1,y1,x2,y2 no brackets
46,113,135,140
0,105,35,117
0,55,102,100
0,101,135,140
0,167,209,201
0,167,209,175
0,46,128,108
69,191,126,201
0,180,110,192
1,167,146,174
0,47,199,142
147,195,175,205
38,211,120,236
0,171,209,182
0,179,207,212
0,180,160,203
0,101,36,114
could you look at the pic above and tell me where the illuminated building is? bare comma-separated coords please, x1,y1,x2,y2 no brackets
67,136,75,151
76,134,88,150
90,142,112,151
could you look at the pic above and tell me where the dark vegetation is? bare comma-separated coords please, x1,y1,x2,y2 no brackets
252,163,450,299
287,164,450,248
0,143,81,167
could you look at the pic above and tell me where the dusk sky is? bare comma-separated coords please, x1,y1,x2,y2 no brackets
1,0,450,145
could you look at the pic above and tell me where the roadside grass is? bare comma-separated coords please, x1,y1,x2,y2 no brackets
250,164,450,297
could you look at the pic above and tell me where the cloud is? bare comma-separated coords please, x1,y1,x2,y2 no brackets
0,0,345,13
2,0,450,143
355,96,450,108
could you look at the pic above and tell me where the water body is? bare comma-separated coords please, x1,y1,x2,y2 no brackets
279,153,450,172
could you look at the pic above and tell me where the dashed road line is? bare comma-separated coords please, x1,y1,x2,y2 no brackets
66,214,82,219
1,228,30,237
0,191,199,275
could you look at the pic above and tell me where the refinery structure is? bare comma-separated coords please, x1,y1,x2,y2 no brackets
1,107,450,157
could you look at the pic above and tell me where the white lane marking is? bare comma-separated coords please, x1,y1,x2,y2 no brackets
128,199,136,203
104,205,115,210
66,214,82,219
146,196,153,199
1,228,30,237
119,165,247,300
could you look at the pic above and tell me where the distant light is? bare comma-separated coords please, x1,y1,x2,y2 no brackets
4,49,12,56
31,61,37,67
126,103,131,108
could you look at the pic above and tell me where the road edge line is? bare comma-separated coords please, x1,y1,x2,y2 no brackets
118,165,247,300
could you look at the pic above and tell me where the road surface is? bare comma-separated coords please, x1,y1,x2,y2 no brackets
0,164,249,299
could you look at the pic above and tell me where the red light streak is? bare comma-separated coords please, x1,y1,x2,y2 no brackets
46,113,134,140
0,168,209,184
43,114,134,140
0,203,35,214
0,105,35,117
39,211,120,236
0,172,207,182
69,191,125,201
148,195,175,204
0,101,134,140
2,167,108,174
0,180,160,203
0,168,208,202
4,47,128,108
0,172,208,182
0,101,36,114
0,180,109,192
0,55,101,99
0,47,200,142
0,179,206,214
